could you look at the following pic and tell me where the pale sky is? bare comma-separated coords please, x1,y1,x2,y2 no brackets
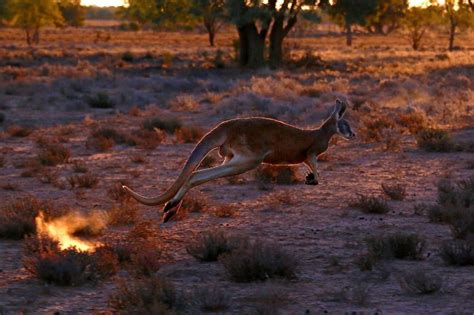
80,0,439,8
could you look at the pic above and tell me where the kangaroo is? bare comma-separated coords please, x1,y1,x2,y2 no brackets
123,99,356,222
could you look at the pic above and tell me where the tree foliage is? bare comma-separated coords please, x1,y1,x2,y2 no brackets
366,0,408,34
328,0,378,46
402,5,443,50
192,0,225,46
58,0,85,27
10,0,64,45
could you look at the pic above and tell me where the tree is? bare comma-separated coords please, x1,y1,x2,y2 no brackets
58,0,85,27
402,6,442,50
10,0,63,45
444,0,474,51
227,0,319,69
192,0,225,46
366,0,408,35
328,0,378,46
119,0,158,28
154,0,197,30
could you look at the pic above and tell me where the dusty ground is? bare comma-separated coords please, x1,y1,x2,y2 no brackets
0,25,474,314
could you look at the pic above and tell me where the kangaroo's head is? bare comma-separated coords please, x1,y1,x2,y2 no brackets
329,99,356,140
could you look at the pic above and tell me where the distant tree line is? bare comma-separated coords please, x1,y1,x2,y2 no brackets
0,0,472,65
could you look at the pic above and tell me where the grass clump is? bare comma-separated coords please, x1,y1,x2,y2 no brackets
381,182,406,201
87,128,127,151
416,128,453,152
87,92,115,109
7,125,33,137
143,117,182,133
398,270,442,295
221,240,297,282
109,276,177,313
186,230,234,262
366,232,425,260
350,194,390,214
440,240,474,266
24,236,119,286
37,143,71,166
175,126,205,143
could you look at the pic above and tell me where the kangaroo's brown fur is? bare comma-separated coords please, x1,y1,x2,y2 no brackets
123,99,356,222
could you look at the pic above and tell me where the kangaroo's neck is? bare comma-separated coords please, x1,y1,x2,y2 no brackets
310,118,337,153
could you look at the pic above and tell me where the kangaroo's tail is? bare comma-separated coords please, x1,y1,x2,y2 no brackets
122,127,226,206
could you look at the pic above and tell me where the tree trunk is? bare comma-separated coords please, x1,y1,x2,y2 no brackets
25,29,32,46
345,21,352,46
269,15,284,68
204,18,216,47
237,23,265,68
32,28,40,44
448,20,456,51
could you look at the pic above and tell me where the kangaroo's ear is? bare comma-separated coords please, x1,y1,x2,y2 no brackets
333,99,347,120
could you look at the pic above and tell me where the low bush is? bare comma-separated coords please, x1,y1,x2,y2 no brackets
23,236,119,286
255,165,298,186
398,270,442,295
143,117,182,133
381,183,406,201
440,240,474,266
192,286,230,312
416,128,453,152
186,230,234,262
175,126,205,143
109,276,177,313
366,232,425,260
0,197,63,239
7,125,33,137
221,240,297,282
350,194,390,214
67,173,99,189
361,116,395,142
87,92,115,108
37,143,71,166
129,243,162,277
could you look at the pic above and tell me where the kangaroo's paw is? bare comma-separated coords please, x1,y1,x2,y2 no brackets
305,173,319,186
162,209,177,223
163,200,179,213
161,200,182,223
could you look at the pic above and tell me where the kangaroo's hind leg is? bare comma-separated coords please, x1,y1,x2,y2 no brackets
162,155,262,223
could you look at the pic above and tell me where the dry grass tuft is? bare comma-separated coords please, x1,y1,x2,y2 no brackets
143,117,182,133
381,182,407,201
398,270,442,295
186,230,234,262
72,161,88,173
255,165,299,188
38,143,71,166
416,128,453,152
350,194,390,214
87,91,115,108
360,116,395,142
109,276,177,313
221,240,297,282
67,173,99,189
107,202,139,226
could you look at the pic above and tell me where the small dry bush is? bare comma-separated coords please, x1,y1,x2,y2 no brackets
440,240,474,266
416,128,453,152
23,236,118,286
109,276,177,314
107,181,133,203
181,193,208,213
350,194,390,214
214,204,237,218
67,173,99,188
38,143,71,166
108,203,138,226
175,126,205,143
0,197,63,239
366,233,425,260
255,165,299,187
361,116,395,142
128,128,166,150
397,111,427,134
7,125,33,137
398,270,442,295
186,230,234,262
192,285,230,312
129,243,162,277
342,283,370,306
130,154,147,164
87,92,115,108
169,95,199,111
381,182,407,201
87,128,127,151
143,117,182,133
221,240,297,282
0,155,4,168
